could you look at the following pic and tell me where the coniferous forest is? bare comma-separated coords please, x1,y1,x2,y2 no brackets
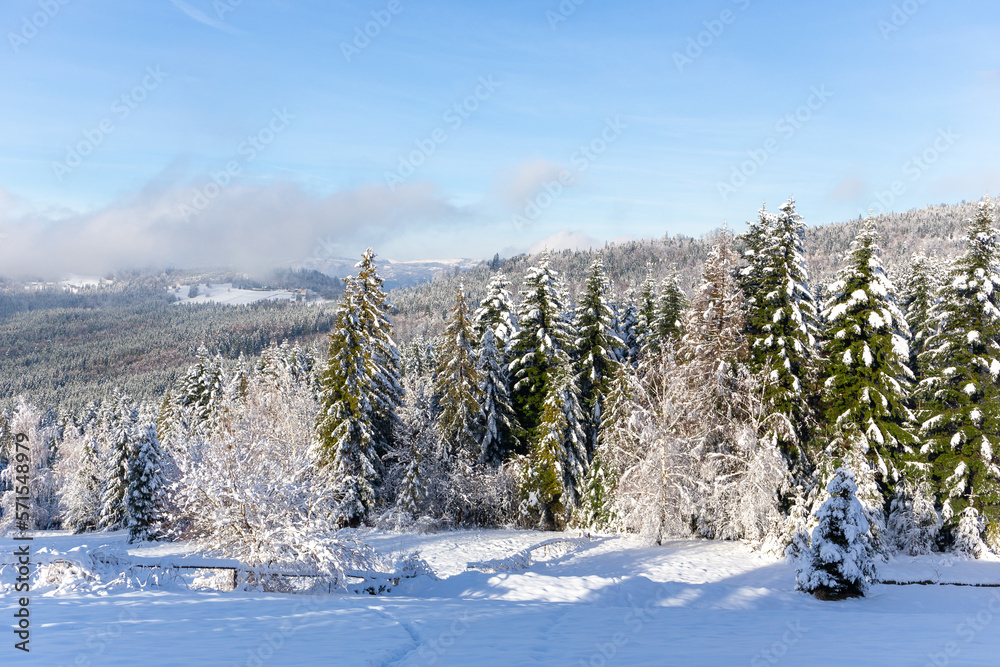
3,197,1000,602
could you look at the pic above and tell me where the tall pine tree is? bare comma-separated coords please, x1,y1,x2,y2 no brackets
573,256,624,458
741,198,819,463
313,278,380,527
434,285,483,463
477,328,518,466
508,251,574,446
918,198,1000,548
820,216,916,518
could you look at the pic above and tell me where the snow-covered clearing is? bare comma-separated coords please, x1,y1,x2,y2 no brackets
4,529,1000,666
169,283,303,305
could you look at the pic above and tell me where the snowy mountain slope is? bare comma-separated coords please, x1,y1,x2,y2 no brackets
4,529,1000,666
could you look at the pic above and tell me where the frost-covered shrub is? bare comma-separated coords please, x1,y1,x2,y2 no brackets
886,480,941,556
168,365,380,585
0,399,60,533
797,468,878,600
952,506,988,558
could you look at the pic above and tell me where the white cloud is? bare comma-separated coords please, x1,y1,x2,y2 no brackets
0,180,468,278
493,158,569,210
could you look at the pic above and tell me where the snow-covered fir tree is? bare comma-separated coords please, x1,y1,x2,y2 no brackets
741,198,819,464
312,277,381,527
796,467,878,600
100,393,138,530
472,271,518,351
634,274,659,354
433,285,483,463
177,345,224,425
918,197,1000,549
616,289,641,365
476,328,518,466
352,248,405,456
508,251,575,444
573,255,624,457
126,421,165,542
394,377,437,521
679,226,748,408
654,271,687,347
820,216,916,510
899,253,942,385
521,364,586,530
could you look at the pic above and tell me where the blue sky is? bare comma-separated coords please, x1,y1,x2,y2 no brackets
0,0,998,276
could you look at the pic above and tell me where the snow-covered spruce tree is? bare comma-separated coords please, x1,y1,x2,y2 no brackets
472,271,518,352
61,436,103,533
918,198,1000,549
477,328,518,467
820,216,916,517
521,364,586,530
679,226,748,411
654,271,687,347
126,422,166,543
616,289,641,365
573,255,624,458
312,278,380,527
391,377,436,521
433,285,484,463
352,248,404,456
579,363,639,529
796,468,877,600
634,274,659,355
508,251,575,445
900,253,942,385
741,199,820,465
177,345,224,425
99,393,138,530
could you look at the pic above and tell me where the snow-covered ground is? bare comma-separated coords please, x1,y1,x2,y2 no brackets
169,283,302,306
4,529,1000,666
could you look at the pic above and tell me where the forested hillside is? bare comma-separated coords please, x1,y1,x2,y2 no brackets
0,284,338,409
390,201,975,342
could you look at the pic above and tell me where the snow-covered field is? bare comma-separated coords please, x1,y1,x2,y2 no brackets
4,529,1000,666
169,283,302,306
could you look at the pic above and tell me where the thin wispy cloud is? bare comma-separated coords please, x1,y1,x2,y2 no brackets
169,0,241,34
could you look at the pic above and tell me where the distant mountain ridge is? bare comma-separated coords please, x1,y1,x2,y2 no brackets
298,256,481,290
